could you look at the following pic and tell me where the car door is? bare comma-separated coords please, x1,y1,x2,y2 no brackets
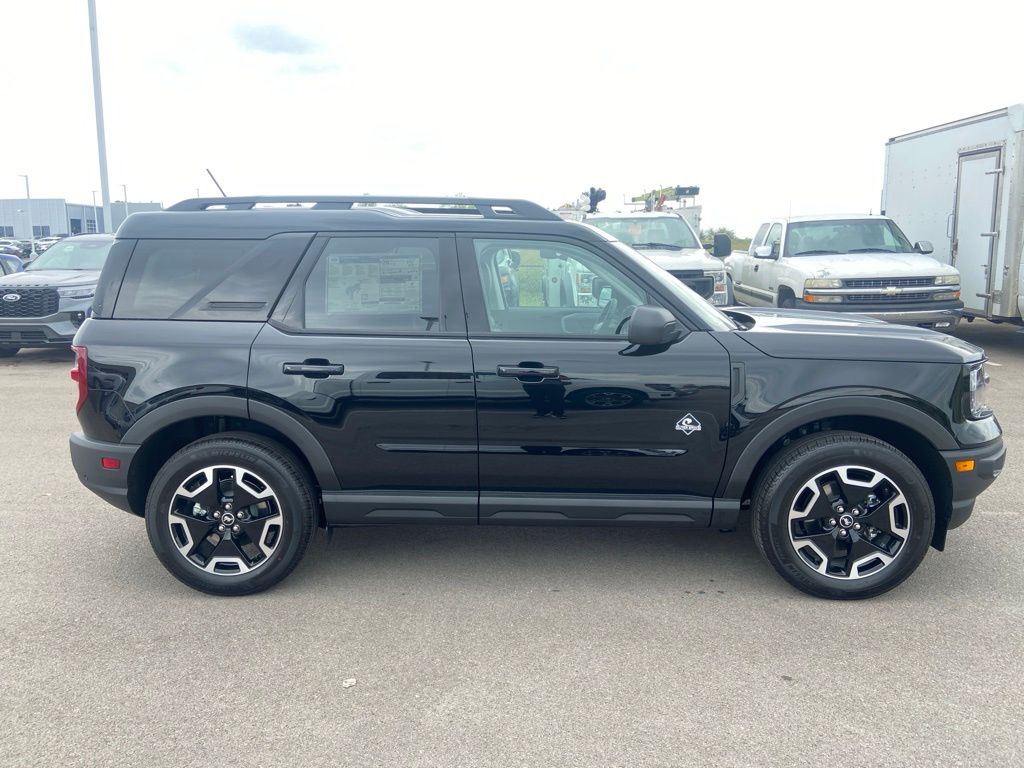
745,222,782,306
249,232,479,524
457,234,731,526
731,222,768,304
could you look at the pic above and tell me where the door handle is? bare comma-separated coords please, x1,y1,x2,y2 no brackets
283,360,345,378
753,264,759,272
497,365,559,379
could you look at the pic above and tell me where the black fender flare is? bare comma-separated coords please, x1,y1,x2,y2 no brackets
719,395,957,499
122,395,340,491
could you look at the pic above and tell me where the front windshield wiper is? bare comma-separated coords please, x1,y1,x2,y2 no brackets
846,248,898,253
629,242,684,251
792,249,842,256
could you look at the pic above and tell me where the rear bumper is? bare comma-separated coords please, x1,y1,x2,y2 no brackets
940,436,1005,529
70,431,139,514
793,300,962,328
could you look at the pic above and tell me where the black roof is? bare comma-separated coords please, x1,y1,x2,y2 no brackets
118,196,595,241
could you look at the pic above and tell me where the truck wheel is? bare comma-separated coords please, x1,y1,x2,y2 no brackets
726,276,735,305
751,431,934,599
145,433,315,596
778,290,796,309
0,347,19,358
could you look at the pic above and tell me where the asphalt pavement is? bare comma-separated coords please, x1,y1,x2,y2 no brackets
1,323,1022,767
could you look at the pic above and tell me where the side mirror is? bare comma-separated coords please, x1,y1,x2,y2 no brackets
597,286,612,306
713,233,732,258
914,240,934,255
753,245,776,259
627,305,685,347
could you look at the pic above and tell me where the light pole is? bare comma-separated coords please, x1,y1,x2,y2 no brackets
88,0,111,233
17,174,33,251
91,191,98,233
121,183,128,227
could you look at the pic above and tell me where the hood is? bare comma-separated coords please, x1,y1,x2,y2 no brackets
0,269,101,288
725,307,982,364
792,251,958,279
636,247,722,272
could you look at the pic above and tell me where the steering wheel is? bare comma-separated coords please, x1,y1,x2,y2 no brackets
593,297,619,334
614,304,638,336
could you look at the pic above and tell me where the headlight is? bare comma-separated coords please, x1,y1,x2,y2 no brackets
803,294,843,303
935,274,960,286
966,362,992,419
57,285,96,299
933,290,961,301
804,278,843,289
705,270,727,292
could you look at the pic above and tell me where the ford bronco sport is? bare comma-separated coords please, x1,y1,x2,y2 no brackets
69,197,1004,599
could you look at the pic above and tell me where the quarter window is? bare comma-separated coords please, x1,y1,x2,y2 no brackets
302,237,441,333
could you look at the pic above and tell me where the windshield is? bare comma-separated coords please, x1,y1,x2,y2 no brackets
608,241,736,331
26,239,112,271
589,216,701,250
784,219,914,256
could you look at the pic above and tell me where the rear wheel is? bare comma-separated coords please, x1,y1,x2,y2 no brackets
751,431,934,599
145,433,315,595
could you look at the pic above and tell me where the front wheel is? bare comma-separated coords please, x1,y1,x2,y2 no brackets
751,431,934,599
145,433,315,595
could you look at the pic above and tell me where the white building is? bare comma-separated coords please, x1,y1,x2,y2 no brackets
0,198,162,238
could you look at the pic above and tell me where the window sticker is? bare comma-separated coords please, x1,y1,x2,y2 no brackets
326,254,423,314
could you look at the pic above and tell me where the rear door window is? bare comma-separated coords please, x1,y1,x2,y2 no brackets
113,234,311,320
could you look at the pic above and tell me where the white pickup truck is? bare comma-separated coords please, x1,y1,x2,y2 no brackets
586,211,732,306
725,214,963,330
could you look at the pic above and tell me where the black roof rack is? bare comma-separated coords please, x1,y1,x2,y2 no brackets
166,196,561,221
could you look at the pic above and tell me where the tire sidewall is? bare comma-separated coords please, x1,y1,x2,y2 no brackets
145,439,312,595
761,439,934,598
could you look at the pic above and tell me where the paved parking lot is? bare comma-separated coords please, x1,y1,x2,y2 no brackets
1,323,1022,767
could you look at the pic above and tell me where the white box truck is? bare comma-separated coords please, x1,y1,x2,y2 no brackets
881,104,1024,323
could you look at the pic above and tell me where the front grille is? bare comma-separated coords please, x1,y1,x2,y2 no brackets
0,287,59,318
844,277,934,289
847,292,935,303
670,272,714,299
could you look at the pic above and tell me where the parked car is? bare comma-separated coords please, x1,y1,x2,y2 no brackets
586,211,732,306
0,252,24,276
69,196,1002,599
0,234,114,356
33,236,62,254
726,215,962,330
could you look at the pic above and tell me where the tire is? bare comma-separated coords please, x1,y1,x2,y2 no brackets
725,276,735,306
0,347,19,358
145,432,316,595
778,291,796,309
751,431,934,599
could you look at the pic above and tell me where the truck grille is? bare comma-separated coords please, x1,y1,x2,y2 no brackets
847,292,935,303
844,277,934,289
668,271,714,299
0,288,59,318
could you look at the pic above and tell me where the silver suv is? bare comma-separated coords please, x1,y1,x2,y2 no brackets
0,234,113,356
725,215,962,329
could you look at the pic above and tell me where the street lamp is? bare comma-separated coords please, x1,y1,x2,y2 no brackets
17,174,33,252
91,191,98,233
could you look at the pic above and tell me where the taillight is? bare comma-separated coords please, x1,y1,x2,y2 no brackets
71,345,88,413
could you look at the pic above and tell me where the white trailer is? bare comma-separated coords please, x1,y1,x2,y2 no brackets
881,105,1024,322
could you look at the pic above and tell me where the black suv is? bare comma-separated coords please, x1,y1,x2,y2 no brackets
69,196,1004,599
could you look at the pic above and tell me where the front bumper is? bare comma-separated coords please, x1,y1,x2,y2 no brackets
70,432,139,514
0,306,90,347
793,299,962,328
939,436,1005,530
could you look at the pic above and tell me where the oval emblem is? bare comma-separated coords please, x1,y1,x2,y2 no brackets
2,293,21,302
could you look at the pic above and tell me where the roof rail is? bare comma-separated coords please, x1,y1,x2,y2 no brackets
166,196,562,221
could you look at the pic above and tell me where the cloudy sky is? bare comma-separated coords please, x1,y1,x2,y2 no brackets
2,0,1022,235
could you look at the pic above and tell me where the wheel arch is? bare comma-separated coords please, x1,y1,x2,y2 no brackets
122,396,339,518
723,397,956,549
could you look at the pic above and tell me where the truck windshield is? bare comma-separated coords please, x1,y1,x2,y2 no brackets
589,217,701,250
784,219,915,256
26,239,113,271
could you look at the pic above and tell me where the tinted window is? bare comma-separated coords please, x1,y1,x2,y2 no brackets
302,237,441,333
114,235,310,320
473,238,647,337
26,238,112,271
